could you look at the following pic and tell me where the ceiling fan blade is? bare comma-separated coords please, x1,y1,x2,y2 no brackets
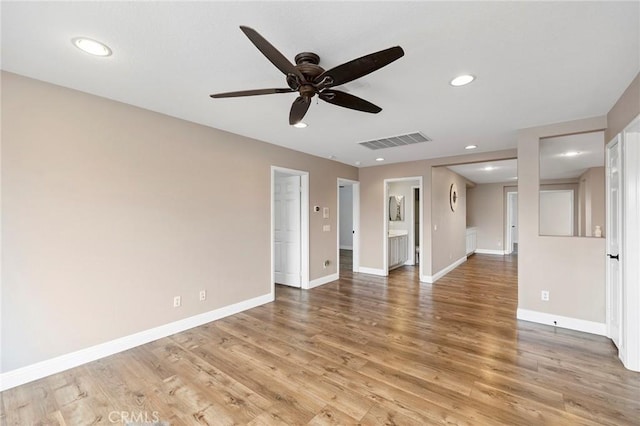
315,46,404,88
289,96,311,125
239,26,305,82
319,90,382,113
210,88,294,98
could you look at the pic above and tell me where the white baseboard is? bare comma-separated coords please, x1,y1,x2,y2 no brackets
474,249,506,255
357,267,387,276
339,245,353,250
0,293,273,392
308,273,339,289
517,308,606,336
424,256,467,283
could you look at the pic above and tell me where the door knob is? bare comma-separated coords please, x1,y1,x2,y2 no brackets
607,254,619,260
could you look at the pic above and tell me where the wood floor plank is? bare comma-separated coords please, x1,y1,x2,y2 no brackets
2,252,639,425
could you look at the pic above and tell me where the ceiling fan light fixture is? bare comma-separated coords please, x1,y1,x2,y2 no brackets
72,37,112,57
450,74,475,87
293,122,307,128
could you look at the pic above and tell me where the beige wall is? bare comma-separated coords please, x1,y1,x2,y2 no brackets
579,167,605,237
605,73,640,143
431,167,467,273
1,72,357,372
518,116,607,323
358,149,516,277
467,183,508,251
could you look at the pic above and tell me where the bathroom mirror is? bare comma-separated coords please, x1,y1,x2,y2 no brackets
539,131,605,237
389,195,405,221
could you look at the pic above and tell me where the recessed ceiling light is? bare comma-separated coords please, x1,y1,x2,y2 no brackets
483,166,496,171
72,37,112,57
563,151,581,157
293,122,307,128
376,157,385,162
355,161,361,166
465,145,478,150
450,74,475,87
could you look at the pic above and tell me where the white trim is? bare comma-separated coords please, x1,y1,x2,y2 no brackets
474,248,506,255
423,256,467,283
357,266,387,276
339,245,353,250
0,293,273,392
517,308,606,336
308,273,339,289
621,115,640,371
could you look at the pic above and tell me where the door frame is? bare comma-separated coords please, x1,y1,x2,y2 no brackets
505,191,518,254
337,179,360,275
411,185,420,265
271,166,309,297
383,177,423,277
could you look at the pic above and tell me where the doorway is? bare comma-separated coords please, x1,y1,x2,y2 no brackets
413,186,420,264
383,177,422,276
337,179,359,276
271,167,309,294
506,191,518,254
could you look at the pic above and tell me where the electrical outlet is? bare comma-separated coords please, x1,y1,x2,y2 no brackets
173,296,181,307
199,290,206,301
541,290,549,301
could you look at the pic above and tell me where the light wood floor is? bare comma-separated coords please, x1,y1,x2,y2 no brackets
2,253,640,425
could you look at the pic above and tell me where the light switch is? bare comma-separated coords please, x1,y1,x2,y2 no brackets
323,225,330,232
323,207,329,219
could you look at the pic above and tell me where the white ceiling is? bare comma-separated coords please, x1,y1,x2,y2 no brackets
540,131,605,180
448,131,604,184
2,2,638,167
448,159,518,185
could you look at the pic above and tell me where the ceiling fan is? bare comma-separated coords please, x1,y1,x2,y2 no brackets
210,26,404,125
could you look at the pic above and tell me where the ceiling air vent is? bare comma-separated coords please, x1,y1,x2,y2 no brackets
358,132,431,150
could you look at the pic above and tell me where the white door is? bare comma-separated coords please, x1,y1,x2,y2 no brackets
606,137,622,349
274,175,301,287
539,190,574,236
